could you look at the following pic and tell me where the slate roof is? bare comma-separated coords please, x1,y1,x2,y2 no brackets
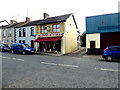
0,22,23,29
21,13,78,28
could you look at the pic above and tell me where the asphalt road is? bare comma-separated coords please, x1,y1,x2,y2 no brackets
1,52,120,88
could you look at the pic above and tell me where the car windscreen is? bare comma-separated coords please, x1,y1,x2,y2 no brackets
24,44,31,48
3,44,10,48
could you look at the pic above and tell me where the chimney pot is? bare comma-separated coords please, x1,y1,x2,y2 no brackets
43,13,49,19
26,17,30,23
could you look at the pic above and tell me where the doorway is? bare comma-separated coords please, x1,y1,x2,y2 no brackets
90,41,95,49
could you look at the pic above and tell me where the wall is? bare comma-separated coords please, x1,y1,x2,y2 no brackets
63,15,77,54
86,13,120,34
36,23,64,35
0,29,1,43
1,27,15,47
16,26,36,47
86,33,100,50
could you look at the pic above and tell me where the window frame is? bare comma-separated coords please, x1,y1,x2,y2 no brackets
41,26,47,34
19,29,22,37
23,28,26,37
52,24,60,33
30,27,34,36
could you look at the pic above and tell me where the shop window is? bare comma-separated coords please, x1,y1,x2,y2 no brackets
53,24,60,32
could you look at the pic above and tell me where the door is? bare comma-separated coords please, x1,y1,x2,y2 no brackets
110,47,120,59
90,41,95,49
31,40,34,48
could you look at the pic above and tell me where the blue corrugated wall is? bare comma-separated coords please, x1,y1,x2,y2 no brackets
86,13,120,34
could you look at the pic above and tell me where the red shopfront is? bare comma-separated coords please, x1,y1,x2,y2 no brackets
34,33,63,53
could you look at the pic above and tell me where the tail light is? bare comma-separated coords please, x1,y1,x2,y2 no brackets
104,47,108,51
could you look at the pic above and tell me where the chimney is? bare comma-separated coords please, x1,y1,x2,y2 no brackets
10,20,17,24
43,13,49,19
26,17,30,23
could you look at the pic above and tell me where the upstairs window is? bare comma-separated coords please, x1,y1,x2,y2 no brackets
41,26,47,34
3,30,6,37
53,24,60,32
9,30,12,37
19,29,21,37
31,27,34,36
23,28,26,37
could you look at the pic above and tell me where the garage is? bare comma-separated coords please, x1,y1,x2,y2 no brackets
100,32,120,49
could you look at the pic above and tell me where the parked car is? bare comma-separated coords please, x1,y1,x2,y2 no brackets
11,43,35,55
86,48,103,55
0,44,11,52
102,46,120,61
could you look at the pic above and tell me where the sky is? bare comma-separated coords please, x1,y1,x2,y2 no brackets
0,0,120,34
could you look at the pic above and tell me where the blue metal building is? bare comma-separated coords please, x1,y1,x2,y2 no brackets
86,13,120,50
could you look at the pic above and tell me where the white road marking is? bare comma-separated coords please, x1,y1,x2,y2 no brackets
0,56,24,61
95,68,120,72
41,62,79,68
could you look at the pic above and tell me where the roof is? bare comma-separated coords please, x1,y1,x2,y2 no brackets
0,22,24,29
86,13,120,18
21,13,78,28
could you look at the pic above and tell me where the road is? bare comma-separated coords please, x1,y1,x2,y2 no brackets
1,52,120,88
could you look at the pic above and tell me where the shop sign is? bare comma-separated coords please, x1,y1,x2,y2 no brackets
38,33,64,37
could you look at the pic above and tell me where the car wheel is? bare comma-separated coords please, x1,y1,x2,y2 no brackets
105,56,112,61
22,51,26,55
11,50,14,54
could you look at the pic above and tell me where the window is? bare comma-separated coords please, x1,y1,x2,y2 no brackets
3,30,6,37
23,28,26,37
41,26,47,34
110,47,118,51
53,24,60,32
9,30,12,37
23,40,26,43
19,29,21,37
31,27,34,36
19,40,21,43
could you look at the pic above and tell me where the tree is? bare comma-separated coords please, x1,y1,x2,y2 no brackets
80,31,86,47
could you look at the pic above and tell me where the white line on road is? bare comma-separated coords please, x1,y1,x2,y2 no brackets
95,68,120,72
0,56,24,61
41,62,79,68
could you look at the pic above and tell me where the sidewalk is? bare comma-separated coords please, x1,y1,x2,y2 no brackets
82,55,102,59
35,52,63,56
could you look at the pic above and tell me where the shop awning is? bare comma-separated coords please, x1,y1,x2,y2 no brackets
34,37,61,42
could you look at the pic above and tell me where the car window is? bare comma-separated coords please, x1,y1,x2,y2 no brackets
110,47,118,51
118,47,120,51
18,45,23,48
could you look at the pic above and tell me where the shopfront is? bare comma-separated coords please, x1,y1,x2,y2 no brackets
34,33,63,53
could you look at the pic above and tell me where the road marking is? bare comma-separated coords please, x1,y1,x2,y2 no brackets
41,62,79,68
0,56,24,61
95,68,120,72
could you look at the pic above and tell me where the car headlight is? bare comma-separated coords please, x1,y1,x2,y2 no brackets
26,48,31,51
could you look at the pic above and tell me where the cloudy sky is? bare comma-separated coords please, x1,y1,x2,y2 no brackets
0,0,119,34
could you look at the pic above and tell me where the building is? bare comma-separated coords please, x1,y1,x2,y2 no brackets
0,23,19,46
86,13,120,50
34,13,78,54
15,17,36,46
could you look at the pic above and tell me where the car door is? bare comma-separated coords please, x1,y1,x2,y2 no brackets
16,45,23,53
110,47,119,59
117,47,120,59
